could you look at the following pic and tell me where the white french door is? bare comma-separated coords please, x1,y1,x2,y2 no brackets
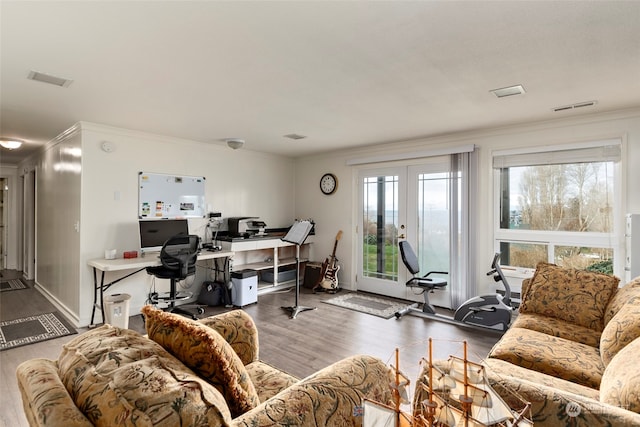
357,156,460,307
357,166,407,299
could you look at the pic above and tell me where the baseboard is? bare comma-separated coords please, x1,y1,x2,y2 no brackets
33,283,82,328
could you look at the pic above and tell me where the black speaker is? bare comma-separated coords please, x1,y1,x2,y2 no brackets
303,262,323,289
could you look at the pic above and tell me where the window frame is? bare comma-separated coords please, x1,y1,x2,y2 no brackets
492,139,624,276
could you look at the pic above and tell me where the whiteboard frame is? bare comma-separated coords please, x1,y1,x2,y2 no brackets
138,172,206,219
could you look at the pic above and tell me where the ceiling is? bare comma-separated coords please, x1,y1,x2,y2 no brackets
2,1,640,165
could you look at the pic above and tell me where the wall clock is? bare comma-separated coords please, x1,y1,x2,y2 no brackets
320,173,338,195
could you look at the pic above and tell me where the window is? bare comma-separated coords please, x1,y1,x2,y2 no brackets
493,141,621,275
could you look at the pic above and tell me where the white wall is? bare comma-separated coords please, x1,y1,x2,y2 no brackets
15,121,297,326
295,108,640,295
76,122,296,326
35,127,82,319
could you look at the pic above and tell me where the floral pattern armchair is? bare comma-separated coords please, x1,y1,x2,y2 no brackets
17,307,396,427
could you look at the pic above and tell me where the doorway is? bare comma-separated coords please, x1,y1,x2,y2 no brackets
356,152,475,309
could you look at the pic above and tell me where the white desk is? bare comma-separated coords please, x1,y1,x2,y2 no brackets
88,250,233,326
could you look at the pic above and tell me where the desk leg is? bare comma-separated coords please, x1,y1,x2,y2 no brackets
90,267,98,327
99,270,106,325
90,268,107,328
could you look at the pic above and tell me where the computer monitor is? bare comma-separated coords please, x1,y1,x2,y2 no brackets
139,219,189,254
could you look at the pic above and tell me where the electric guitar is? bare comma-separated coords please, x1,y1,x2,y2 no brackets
315,230,343,293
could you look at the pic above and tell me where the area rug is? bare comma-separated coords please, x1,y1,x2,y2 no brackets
0,278,28,292
323,293,418,319
0,312,77,351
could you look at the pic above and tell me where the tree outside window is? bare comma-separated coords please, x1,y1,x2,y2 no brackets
494,142,620,275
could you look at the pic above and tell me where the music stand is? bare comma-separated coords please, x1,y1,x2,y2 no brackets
281,220,316,319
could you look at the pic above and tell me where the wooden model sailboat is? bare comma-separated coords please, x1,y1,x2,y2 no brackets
362,339,533,427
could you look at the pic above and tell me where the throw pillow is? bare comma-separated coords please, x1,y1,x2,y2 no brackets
58,324,231,426
600,300,640,366
600,337,640,413
141,305,260,417
519,262,619,331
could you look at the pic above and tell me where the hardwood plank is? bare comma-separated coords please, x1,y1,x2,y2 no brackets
1,278,501,427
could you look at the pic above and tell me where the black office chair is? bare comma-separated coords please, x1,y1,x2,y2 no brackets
398,240,448,315
146,234,204,320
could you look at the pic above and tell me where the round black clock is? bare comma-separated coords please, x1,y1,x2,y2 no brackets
320,173,338,195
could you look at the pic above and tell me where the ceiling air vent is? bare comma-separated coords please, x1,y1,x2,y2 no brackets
553,100,597,112
284,134,307,140
27,70,73,87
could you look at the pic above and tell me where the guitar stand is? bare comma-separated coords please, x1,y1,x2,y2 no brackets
281,243,316,319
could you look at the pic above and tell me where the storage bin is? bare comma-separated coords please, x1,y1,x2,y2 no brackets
261,268,296,283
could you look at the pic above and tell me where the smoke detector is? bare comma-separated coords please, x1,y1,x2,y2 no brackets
225,139,245,150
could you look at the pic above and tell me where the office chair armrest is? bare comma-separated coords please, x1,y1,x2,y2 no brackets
199,310,259,365
422,271,448,278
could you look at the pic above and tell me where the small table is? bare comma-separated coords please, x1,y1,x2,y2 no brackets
87,250,233,326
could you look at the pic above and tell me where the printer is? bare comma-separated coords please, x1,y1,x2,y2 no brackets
228,217,267,237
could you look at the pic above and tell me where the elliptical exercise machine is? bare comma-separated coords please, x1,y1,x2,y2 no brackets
394,241,515,332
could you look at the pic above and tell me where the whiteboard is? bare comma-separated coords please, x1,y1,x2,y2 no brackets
138,172,206,219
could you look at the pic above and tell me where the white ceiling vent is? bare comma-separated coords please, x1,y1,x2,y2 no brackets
27,70,73,87
284,133,307,140
553,100,597,112
490,85,526,98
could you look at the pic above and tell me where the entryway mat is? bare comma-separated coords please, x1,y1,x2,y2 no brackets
323,293,417,319
0,311,77,351
0,279,28,292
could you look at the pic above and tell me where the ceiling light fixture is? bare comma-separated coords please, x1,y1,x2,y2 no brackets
0,139,23,150
225,138,245,150
27,70,73,87
490,85,526,98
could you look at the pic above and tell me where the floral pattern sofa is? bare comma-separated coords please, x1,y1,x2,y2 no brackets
484,262,640,426
16,306,396,426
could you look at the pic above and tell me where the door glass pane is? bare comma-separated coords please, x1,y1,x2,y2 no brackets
417,172,450,272
362,175,399,280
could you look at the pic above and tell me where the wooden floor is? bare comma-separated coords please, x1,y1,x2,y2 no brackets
1,270,501,427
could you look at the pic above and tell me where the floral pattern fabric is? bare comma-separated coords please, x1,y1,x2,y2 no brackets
233,355,396,427
484,358,640,426
16,358,93,427
245,360,299,403
600,337,640,413
198,309,260,365
141,305,260,418
489,326,604,389
603,276,640,324
17,311,397,427
511,312,602,347
600,299,640,365
57,324,232,426
520,262,619,331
